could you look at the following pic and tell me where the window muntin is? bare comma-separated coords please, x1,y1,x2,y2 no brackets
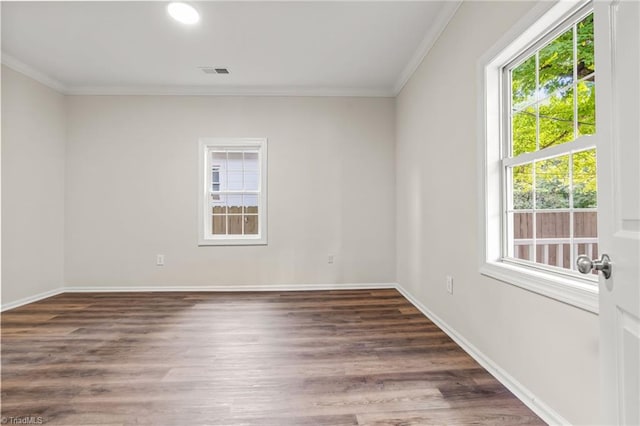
199,139,267,245
503,9,597,277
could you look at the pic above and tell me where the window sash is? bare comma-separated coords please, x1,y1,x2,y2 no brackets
499,3,597,280
199,138,267,245
502,3,594,90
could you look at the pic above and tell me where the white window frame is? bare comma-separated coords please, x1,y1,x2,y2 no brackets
198,138,267,246
478,0,598,313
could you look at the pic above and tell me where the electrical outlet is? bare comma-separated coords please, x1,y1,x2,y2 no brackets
328,255,334,264
446,275,453,294
156,254,165,266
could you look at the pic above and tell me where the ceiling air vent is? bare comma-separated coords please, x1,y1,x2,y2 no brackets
199,67,230,74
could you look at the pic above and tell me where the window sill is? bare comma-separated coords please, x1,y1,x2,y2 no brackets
480,261,599,313
198,236,267,246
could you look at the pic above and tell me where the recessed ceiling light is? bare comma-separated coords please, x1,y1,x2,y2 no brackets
167,2,200,25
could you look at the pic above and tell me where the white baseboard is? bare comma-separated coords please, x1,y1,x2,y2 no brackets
2,283,396,311
63,283,396,293
395,284,569,426
1,287,65,312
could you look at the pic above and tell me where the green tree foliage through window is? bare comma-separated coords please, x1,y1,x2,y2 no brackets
510,13,596,211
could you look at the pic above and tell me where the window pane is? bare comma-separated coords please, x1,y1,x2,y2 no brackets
536,242,570,269
227,152,243,169
577,79,596,136
243,194,259,214
227,194,242,214
512,55,537,110
512,106,537,156
244,152,259,169
539,88,574,150
244,215,259,235
536,211,570,238
511,211,534,262
212,167,221,192
244,171,259,191
573,149,597,208
212,205,227,215
212,215,226,235
228,215,243,235
536,155,570,209
574,211,598,238
539,29,574,94
574,216,598,274
227,171,243,191
512,164,533,209
535,212,570,269
211,194,226,213
513,212,533,239
211,152,227,168
577,13,595,77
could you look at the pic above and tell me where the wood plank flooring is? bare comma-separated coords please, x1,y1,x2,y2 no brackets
1,289,544,425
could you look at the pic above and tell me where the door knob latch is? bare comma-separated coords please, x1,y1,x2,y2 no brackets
576,254,612,279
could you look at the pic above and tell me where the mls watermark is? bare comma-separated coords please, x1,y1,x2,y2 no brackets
0,416,45,425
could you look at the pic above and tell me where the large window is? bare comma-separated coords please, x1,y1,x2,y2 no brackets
505,8,596,274
479,1,598,312
198,138,267,246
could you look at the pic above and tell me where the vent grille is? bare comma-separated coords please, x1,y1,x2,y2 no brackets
199,67,230,74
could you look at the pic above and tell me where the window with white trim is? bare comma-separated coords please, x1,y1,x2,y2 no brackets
480,1,598,312
199,138,267,246
505,7,596,274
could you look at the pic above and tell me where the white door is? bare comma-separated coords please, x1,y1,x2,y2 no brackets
594,1,640,424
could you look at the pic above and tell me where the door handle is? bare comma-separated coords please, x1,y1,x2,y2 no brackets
576,254,612,279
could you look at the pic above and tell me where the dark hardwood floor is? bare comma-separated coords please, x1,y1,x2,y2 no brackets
1,289,544,425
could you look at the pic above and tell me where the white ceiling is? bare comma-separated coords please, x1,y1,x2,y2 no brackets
1,1,460,96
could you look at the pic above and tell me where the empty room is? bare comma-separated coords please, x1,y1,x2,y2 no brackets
1,1,638,425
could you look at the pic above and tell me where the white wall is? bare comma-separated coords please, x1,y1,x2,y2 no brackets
65,95,396,288
396,2,599,424
1,66,66,305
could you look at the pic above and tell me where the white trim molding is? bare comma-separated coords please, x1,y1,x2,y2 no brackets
393,1,462,95
0,283,396,312
1,53,67,93
481,262,598,313
65,85,395,98
395,284,571,426
63,283,396,293
1,52,394,97
1,287,65,312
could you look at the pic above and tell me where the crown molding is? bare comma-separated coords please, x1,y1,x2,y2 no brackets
1,51,393,97
64,84,395,98
2,0,462,100
1,52,68,94
393,0,462,96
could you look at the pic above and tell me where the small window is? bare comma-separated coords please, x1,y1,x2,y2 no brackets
199,138,267,245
